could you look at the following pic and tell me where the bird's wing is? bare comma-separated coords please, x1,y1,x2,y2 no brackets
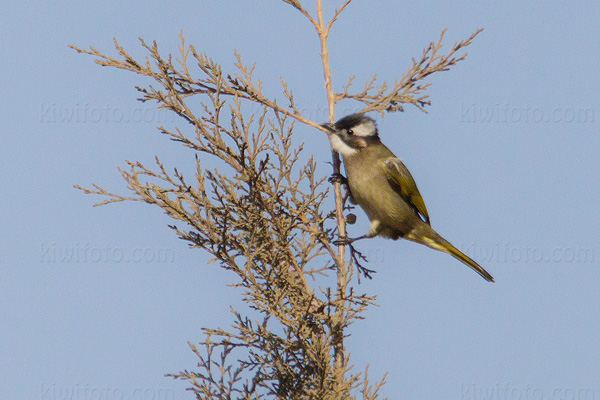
384,158,431,224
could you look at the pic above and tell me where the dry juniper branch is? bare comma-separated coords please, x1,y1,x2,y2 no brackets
71,1,481,398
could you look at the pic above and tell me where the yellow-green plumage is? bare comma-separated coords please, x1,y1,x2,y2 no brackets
345,143,494,282
325,113,494,282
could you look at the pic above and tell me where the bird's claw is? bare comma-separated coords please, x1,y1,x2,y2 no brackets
333,235,355,246
328,173,347,185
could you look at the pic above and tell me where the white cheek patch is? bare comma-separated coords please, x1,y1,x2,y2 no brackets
352,121,376,137
329,135,357,156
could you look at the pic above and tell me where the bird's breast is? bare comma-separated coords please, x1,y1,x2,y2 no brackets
344,154,417,236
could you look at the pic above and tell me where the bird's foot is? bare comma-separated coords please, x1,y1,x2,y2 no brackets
333,235,355,246
328,173,348,185
333,233,368,246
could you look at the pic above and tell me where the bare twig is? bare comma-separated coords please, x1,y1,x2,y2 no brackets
336,28,484,115
72,1,482,398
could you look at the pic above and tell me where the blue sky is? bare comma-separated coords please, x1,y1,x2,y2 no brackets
2,1,600,399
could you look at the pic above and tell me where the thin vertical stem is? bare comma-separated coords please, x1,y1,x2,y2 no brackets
316,0,348,395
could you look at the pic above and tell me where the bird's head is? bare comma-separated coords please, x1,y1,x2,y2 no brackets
321,113,379,156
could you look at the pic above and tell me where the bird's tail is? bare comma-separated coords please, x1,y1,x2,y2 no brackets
406,227,494,282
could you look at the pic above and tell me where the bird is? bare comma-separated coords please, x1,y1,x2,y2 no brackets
321,113,494,282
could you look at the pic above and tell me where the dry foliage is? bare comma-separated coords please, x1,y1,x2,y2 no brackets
71,1,481,398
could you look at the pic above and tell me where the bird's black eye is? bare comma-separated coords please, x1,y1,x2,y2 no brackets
347,129,354,135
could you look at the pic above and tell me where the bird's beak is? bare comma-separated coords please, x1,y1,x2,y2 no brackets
320,122,336,133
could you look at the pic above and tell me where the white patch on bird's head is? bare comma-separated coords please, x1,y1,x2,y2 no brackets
349,119,377,137
328,134,357,156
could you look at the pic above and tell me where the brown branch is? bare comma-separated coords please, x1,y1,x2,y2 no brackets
325,0,353,36
70,36,328,135
73,2,483,397
336,28,484,115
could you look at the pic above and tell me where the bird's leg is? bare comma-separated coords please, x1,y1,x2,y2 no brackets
333,220,381,246
344,185,356,205
346,191,356,205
